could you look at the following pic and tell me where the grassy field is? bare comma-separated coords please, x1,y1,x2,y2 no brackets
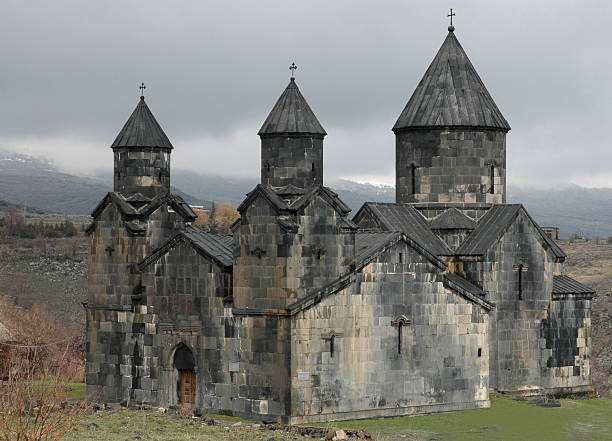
62,394,612,441
318,395,612,441
66,408,314,441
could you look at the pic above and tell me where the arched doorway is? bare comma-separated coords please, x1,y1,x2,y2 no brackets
173,345,196,406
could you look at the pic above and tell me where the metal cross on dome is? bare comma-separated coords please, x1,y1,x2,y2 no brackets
139,82,146,98
448,8,456,26
289,62,297,80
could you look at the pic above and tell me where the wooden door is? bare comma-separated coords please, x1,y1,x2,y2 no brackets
180,370,195,405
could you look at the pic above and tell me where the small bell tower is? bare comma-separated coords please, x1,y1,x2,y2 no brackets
258,63,327,189
112,83,173,198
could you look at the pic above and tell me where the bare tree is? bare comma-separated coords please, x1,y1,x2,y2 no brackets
0,343,90,441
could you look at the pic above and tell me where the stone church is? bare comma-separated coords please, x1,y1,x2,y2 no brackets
85,25,595,423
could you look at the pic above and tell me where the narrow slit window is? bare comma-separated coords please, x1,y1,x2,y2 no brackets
330,335,335,358
411,163,416,195
391,316,410,356
398,252,403,264
266,163,271,172
490,165,495,194
513,263,528,300
158,171,162,181
478,348,482,357
397,322,403,354
312,162,315,172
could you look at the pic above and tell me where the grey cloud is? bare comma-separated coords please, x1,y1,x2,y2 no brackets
0,1,610,186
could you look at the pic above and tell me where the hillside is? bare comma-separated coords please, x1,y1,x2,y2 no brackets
1,149,612,237
0,150,207,213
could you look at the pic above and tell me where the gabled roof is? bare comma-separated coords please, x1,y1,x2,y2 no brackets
352,203,453,256
274,184,307,197
238,184,351,217
237,184,355,234
282,232,493,317
455,205,566,259
90,192,196,223
258,79,326,137
139,225,233,271
354,231,404,265
111,97,173,149
290,186,351,216
354,231,447,271
443,273,493,311
552,275,595,296
430,207,477,230
237,185,289,214
393,29,510,132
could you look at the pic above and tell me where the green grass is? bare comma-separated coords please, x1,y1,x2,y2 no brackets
66,382,86,400
61,395,612,441
66,408,310,441
318,395,612,441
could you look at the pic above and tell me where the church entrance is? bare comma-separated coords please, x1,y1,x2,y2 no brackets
173,345,196,406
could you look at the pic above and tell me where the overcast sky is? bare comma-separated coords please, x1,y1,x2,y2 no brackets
0,0,610,187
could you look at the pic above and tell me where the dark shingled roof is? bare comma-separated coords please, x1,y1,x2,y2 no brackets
274,184,307,197
455,205,520,255
456,205,566,259
443,273,493,310
238,185,351,217
355,231,400,264
552,275,595,295
111,97,173,149
353,203,452,256
182,226,233,268
393,29,510,132
91,192,196,222
139,225,233,270
430,207,477,230
284,233,491,317
258,79,326,136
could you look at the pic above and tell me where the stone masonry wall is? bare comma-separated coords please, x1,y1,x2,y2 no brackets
233,192,354,310
114,148,171,198
86,202,188,403
289,242,489,423
137,242,234,408
540,296,592,394
396,129,506,205
462,211,561,393
261,136,323,189
233,195,293,310
285,196,354,305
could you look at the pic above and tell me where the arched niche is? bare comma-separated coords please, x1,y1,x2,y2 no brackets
173,344,196,406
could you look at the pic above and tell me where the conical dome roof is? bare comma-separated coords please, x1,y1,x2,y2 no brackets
111,97,173,149
258,79,326,136
393,29,510,132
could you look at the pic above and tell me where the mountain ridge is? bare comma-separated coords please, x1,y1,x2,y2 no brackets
0,150,610,238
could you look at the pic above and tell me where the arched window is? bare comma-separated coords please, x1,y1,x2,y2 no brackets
391,315,411,355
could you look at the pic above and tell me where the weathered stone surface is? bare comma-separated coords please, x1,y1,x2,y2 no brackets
396,129,506,205
86,26,594,423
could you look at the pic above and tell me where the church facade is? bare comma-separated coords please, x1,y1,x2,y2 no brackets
85,26,595,423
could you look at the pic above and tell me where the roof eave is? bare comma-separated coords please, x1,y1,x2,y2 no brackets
392,124,511,134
